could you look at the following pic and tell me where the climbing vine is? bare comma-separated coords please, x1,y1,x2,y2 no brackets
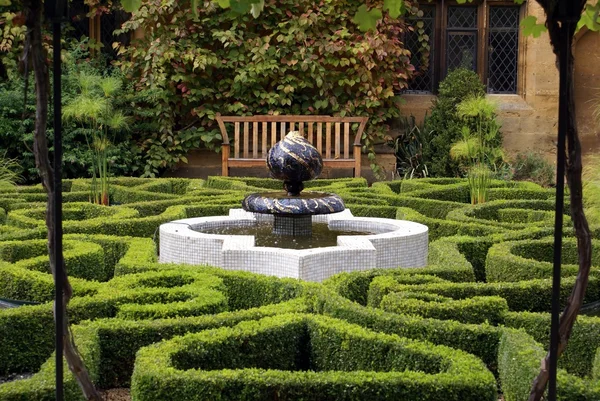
115,0,421,176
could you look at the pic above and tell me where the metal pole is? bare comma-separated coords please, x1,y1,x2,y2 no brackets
548,11,574,401
52,8,64,401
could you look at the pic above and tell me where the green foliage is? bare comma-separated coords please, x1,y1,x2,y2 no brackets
131,314,496,401
422,69,486,177
520,15,547,38
379,290,508,325
390,115,432,179
0,176,599,400
485,238,600,283
498,328,545,401
511,151,555,188
449,95,505,204
116,0,417,176
63,69,133,205
505,311,600,378
0,45,144,184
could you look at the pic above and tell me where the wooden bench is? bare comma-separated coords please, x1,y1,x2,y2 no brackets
216,115,368,178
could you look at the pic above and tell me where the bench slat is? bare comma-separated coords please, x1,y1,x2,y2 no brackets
280,122,286,142
335,122,341,160
234,122,240,158
253,122,258,158
344,122,350,159
262,122,268,157
271,122,277,148
326,123,332,159
317,122,323,154
243,122,249,158
308,122,314,144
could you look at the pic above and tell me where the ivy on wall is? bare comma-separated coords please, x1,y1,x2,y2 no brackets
114,0,420,176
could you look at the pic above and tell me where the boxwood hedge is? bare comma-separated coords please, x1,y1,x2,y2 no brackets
131,314,496,401
0,176,599,401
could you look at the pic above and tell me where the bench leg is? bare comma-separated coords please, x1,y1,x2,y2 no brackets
221,144,230,176
353,145,362,178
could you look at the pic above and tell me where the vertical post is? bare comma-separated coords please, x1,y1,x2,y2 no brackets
51,2,64,400
548,9,574,400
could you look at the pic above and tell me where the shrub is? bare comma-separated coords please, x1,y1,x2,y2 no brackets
380,291,508,325
308,287,502,372
511,151,555,188
422,68,486,177
504,311,600,378
497,328,600,401
485,238,600,282
131,314,496,401
497,328,545,401
360,273,600,312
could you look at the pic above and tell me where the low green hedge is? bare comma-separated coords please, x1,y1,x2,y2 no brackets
380,291,508,325
0,300,308,399
498,328,600,401
360,273,600,312
6,203,140,231
486,238,600,282
0,235,155,302
497,208,554,224
342,204,399,218
497,328,545,401
0,267,306,379
504,311,600,378
0,238,107,281
308,287,502,372
446,199,566,231
0,262,99,303
131,314,496,401
324,237,476,307
397,207,506,241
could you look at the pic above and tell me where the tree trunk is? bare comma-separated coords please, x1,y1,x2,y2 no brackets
23,1,102,400
528,1,592,400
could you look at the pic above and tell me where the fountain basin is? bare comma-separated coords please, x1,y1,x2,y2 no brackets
159,209,428,282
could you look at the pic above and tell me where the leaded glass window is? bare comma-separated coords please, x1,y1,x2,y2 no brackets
446,6,478,74
67,0,89,40
405,6,436,94
487,6,519,94
100,10,131,60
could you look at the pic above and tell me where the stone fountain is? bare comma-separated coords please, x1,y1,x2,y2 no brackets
242,131,344,236
159,131,429,282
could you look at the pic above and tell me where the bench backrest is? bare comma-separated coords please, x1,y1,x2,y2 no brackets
216,115,368,160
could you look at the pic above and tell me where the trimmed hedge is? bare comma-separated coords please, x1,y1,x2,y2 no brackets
131,314,496,401
498,328,600,401
504,311,600,378
380,291,508,325
486,238,600,282
0,265,306,379
497,328,545,401
307,286,502,372
360,273,600,312
446,199,567,230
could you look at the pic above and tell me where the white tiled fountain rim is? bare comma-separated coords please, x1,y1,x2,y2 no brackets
161,208,428,256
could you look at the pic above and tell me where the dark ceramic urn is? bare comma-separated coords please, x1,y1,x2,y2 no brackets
266,131,323,196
